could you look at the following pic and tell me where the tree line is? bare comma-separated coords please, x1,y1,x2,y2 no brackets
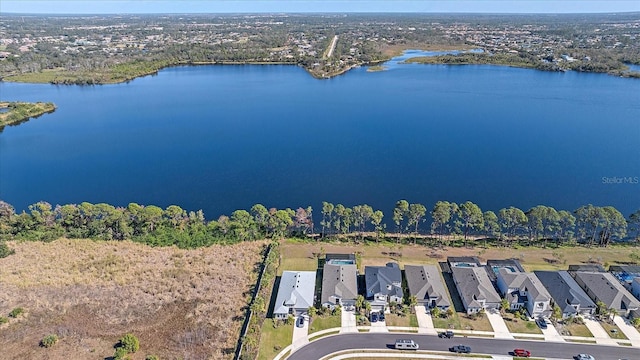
0,199,637,249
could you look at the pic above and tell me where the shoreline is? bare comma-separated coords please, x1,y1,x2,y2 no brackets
2,49,639,85
0,101,57,129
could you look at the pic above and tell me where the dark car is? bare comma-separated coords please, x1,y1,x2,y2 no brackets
449,345,471,353
378,312,385,321
513,349,531,357
370,312,378,323
439,330,454,338
296,316,304,328
536,317,548,329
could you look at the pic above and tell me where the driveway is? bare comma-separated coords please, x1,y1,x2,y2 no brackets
540,319,565,342
613,315,640,347
291,315,309,352
415,305,438,335
582,316,618,345
485,309,513,339
340,308,357,333
369,318,388,332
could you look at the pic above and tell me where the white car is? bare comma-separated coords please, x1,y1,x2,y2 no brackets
574,354,595,360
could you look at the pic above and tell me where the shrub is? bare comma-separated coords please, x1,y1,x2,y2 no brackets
9,307,24,318
145,355,159,360
40,334,58,348
0,242,15,258
113,347,130,360
119,333,140,353
0,316,8,324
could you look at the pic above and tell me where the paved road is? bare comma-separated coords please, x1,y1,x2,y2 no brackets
287,333,640,360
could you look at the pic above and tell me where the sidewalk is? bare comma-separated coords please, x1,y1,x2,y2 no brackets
613,315,640,347
485,309,513,339
415,305,438,335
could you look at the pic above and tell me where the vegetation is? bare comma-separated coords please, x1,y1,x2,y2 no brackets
118,333,140,354
8,307,23,318
1,13,638,83
0,102,56,129
257,319,293,360
0,316,7,325
40,334,58,348
0,242,15,258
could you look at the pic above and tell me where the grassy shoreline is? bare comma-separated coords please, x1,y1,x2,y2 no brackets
0,101,56,129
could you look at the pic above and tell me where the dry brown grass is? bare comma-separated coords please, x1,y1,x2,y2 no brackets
0,238,267,360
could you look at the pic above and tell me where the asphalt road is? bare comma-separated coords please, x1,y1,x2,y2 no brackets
287,333,640,360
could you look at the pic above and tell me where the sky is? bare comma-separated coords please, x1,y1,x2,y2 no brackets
1,0,639,14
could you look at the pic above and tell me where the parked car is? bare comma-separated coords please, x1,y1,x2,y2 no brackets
378,311,385,321
513,349,531,357
438,330,454,338
296,316,304,328
574,355,595,360
449,345,471,353
536,317,548,329
370,312,378,323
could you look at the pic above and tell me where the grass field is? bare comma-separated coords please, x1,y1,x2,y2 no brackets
0,238,267,360
280,239,639,272
600,321,628,340
502,313,541,334
256,319,293,360
384,313,418,327
562,322,593,337
309,314,342,334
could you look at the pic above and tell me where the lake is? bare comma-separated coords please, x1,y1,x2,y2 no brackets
1,53,639,225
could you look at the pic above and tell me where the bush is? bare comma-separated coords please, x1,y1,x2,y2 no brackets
113,347,130,360
0,316,8,324
0,242,15,258
41,334,58,348
119,333,140,353
9,307,24,318
145,356,159,360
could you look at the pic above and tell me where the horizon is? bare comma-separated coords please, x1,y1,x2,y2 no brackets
2,1,640,15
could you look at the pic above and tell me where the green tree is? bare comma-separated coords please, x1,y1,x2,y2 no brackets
250,204,269,237
320,202,334,238
430,306,441,319
500,298,510,314
230,209,256,241
0,242,15,258
557,210,576,244
483,210,500,240
407,203,427,241
431,201,457,243
599,206,627,246
393,200,409,235
551,304,562,323
355,295,365,313
308,306,317,318
370,210,385,242
629,210,640,243
445,307,454,319
498,206,528,246
457,201,483,247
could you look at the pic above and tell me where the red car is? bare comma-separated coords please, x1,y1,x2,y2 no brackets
513,349,531,357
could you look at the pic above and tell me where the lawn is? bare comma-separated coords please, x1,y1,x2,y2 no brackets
309,314,342,334
600,321,628,340
384,313,418,327
561,322,593,337
502,312,541,334
256,319,293,360
432,314,460,330
459,313,494,332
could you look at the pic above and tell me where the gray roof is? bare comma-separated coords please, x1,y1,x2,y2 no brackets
321,261,358,304
405,264,451,307
365,262,403,299
447,257,481,266
273,271,316,315
451,266,501,308
568,264,605,272
573,271,640,312
534,271,596,316
497,268,551,302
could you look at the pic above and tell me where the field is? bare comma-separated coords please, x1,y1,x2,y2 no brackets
0,238,267,360
279,239,638,272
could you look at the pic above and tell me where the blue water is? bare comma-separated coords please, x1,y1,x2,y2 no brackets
1,54,639,225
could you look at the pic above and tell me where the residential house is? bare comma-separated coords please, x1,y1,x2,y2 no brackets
609,265,640,291
534,270,596,318
633,278,640,301
321,255,358,308
273,271,316,319
495,268,552,318
405,264,451,310
573,271,640,317
365,262,403,311
451,265,501,314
